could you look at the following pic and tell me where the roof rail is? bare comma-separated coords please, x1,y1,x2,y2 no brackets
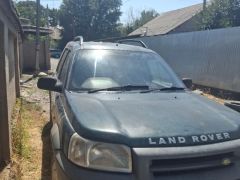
116,39,148,48
74,36,84,45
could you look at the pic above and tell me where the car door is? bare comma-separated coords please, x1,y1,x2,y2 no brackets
51,48,71,123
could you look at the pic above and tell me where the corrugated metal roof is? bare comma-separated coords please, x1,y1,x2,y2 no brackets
128,4,203,37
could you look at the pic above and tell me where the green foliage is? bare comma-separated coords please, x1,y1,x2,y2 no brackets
16,1,47,26
59,0,122,48
48,8,59,26
118,24,134,36
50,39,60,49
25,34,49,42
134,10,159,30
199,0,240,29
12,99,31,159
15,1,60,27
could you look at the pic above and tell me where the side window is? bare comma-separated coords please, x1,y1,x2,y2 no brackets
58,51,72,83
56,49,69,74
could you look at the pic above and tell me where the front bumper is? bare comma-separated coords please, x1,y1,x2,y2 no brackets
53,139,240,180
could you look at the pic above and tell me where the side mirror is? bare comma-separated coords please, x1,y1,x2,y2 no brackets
182,78,193,89
37,77,63,93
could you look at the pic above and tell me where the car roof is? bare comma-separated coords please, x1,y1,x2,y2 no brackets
65,41,155,53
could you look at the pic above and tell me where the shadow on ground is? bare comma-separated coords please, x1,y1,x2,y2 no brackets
0,163,5,172
41,121,53,180
0,162,10,179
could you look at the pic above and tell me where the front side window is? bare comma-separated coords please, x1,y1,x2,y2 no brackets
68,50,184,91
56,49,69,73
58,52,71,83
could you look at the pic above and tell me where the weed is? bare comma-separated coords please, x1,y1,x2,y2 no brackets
11,98,45,179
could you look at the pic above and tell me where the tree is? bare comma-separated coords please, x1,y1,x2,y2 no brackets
15,1,60,27
199,0,240,29
16,1,47,26
133,10,159,29
59,0,122,48
48,8,59,26
120,9,159,36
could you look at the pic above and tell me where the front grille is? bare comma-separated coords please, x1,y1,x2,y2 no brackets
150,152,235,176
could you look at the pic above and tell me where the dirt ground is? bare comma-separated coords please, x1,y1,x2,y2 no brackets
9,75,52,180
9,59,59,180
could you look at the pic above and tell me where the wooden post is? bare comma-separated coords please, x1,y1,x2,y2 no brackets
35,0,40,73
203,0,207,10
15,36,20,98
44,40,51,70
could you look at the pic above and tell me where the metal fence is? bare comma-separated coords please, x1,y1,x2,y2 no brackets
135,27,240,93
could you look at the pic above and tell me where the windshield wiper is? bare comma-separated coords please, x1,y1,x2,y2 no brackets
141,86,185,93
88,85,149,93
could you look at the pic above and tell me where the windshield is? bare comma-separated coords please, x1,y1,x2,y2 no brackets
68,50,184,91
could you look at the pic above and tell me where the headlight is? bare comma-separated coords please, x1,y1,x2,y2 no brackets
68,133,132,173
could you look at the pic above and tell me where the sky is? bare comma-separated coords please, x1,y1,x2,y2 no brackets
120,0,203,23
19,0,204,23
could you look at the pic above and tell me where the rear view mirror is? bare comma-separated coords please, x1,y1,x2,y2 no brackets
182,78,193,89
37,77,63,93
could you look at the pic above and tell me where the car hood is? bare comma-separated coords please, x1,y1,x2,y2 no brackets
64,91,240,147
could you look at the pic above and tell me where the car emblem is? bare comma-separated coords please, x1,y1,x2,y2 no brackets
222,158,232,166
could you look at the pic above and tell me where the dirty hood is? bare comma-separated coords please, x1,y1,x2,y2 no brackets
64,91,240,147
